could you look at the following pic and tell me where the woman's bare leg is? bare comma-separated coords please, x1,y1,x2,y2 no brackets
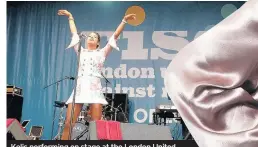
90,104,103,121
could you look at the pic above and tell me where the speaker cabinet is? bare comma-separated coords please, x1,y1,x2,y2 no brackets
7,94,23,122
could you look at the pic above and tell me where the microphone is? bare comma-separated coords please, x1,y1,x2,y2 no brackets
78,31,88,38
65,76,75,80
66,31,88,49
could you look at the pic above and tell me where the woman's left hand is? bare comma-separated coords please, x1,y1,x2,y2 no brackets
124,14,136,21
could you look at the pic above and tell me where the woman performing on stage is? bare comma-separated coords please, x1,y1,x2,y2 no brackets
57,9,136,140
165,0,258,147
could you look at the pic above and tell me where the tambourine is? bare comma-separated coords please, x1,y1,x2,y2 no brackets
125,6,146,26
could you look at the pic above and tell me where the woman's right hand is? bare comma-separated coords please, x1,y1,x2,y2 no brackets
58,10,72,17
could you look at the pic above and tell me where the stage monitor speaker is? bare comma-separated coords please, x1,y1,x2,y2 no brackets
103,93,129,122
88,121,172,140
71,122,89,140
7,119,30,140
29,126,44,140
7,93,23,122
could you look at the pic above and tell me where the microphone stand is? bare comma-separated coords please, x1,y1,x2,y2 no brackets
117,104,128,122
114,103,122,121
43,76,71,140
111,88,115,120
101,73,115,120
68,33,87,140
101,72,110,100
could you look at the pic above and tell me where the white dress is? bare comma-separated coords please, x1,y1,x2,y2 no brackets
66,33,119,105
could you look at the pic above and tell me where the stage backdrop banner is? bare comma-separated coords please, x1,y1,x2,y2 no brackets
7,1,244,140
